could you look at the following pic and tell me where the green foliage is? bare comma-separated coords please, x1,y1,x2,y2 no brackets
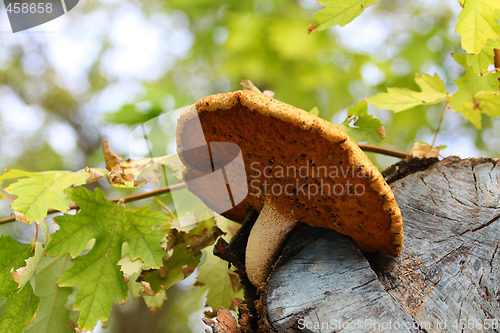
313,0,380,30
0,236,38,333
12,242,44,289
0,282,39,333
196,248,241,316
0,170,37,199
25,255,74,333
455,0,500,53
451,70,499,108
138,218,223,295
314,0,500,134
338,101,385,143
4,169,105,223
452,39,500,74
46,187,169,330
0,235,33,297
367,73,449,113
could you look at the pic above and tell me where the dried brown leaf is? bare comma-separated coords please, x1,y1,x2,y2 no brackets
12,211,29,223
103,141,122,171
85,167,105,184
408,142,441,158
203,307,238,333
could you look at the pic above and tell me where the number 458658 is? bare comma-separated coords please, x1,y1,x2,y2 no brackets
5,2,53,14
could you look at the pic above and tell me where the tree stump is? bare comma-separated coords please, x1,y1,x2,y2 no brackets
265,157,500,332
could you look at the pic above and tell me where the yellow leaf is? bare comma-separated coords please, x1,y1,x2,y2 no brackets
456,0,500,54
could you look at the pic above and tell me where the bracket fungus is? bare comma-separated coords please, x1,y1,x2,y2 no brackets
176,90,403,287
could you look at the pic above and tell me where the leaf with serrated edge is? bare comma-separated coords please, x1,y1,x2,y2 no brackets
313,0,380,31
141,242,202,294
196,248,241,315
338,101,385,143
118,243,144,279
450,69,500,108
0,282,39,333
454,92,500,129
454,100,483,129
46,187,169,331
0,235,33,297
138,223,217,294
0,169,37,199
452,39,500,73
367,73,448,112
25,255,73,333
456,0,500,54
12,241,43,288
5,169,106,223
476,92,500,118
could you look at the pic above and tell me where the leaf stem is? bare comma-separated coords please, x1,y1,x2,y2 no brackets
0,183,186,225
156,195,176,219
431,101,449,147
34,222,38,243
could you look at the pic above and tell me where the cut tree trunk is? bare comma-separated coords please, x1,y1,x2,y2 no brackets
265,157,500,332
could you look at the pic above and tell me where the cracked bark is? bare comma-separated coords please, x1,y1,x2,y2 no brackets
265,157,499,332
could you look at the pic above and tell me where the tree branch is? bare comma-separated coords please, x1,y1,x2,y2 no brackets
494,49,500,72
0,183,186,225
358,144,408,159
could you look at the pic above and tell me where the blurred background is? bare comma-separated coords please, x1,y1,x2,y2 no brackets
0,0,499,331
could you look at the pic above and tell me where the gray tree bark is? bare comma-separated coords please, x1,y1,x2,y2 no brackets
265,157,500,332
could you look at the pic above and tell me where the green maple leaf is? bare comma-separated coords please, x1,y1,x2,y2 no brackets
0,282,39,333
0,235,33,297
196,248,241,316
46,187,169,331
141,240,202,295
139,218,222,295
25,255,74,333
454,100,483,129
338,100,385,143
476,92,500,118
313,0,380,31
454,92,500,129
452,38,500,73
5,168,106,223
450,69,500,108
0,169,37,199
367,73,449,112
11,242,44,289
455,0,500,54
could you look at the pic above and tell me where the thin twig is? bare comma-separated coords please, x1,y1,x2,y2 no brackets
156,195,176,219
431,101,449,147
358,144,408,159
0,183,186,225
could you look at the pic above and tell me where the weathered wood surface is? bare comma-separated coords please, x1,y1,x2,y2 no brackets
266,157,500,332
